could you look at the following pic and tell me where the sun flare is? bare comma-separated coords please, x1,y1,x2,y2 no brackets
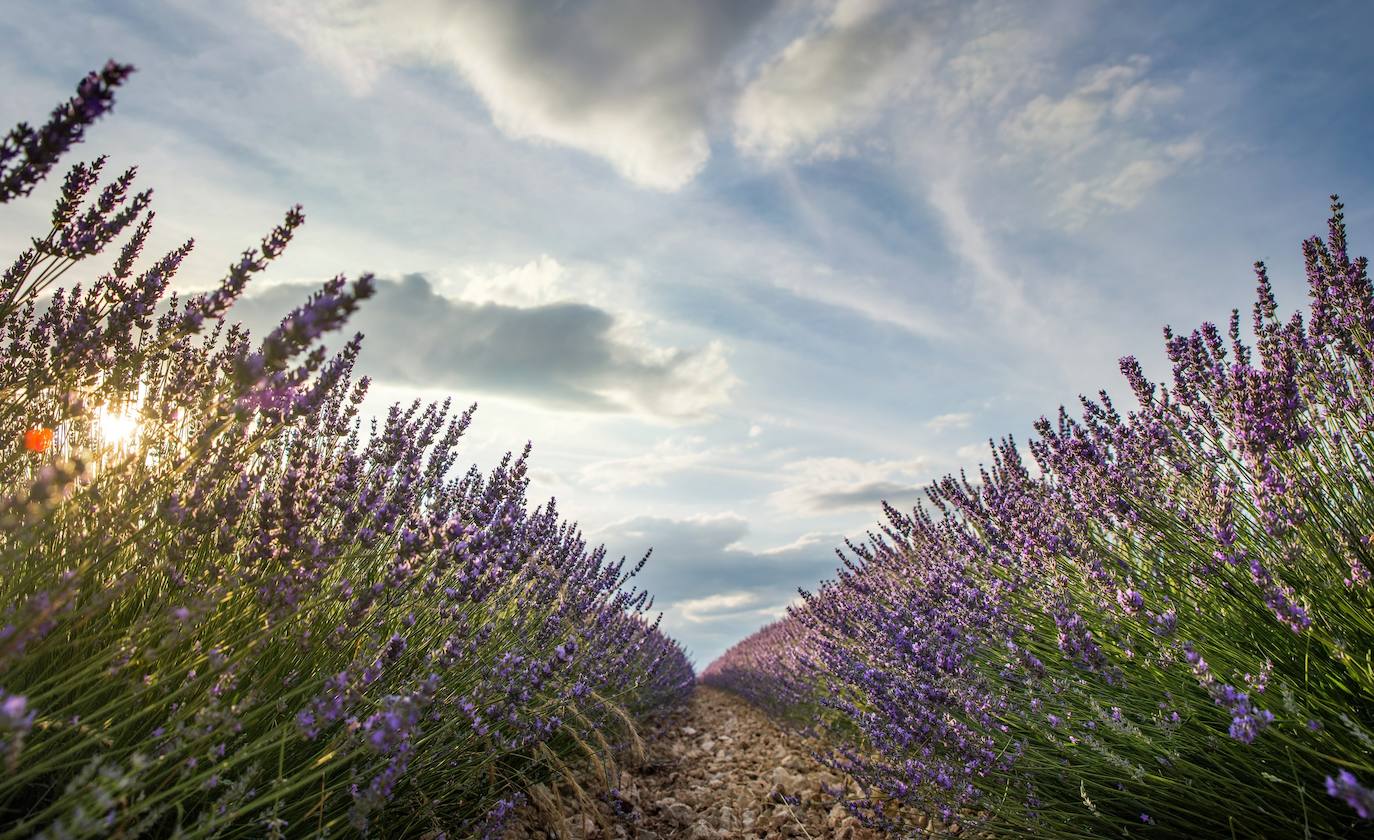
95,405,141,449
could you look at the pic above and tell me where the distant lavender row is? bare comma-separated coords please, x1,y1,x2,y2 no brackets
704,200,1374,837
0,65,693,838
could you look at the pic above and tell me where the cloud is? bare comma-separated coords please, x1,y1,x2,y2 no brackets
254,0,779,190
1000,55,1181,159
230,273,734,419
804,480,924,510
940,27,1052,117
596,512,844,603
994,54,1202,227
578,436,717,490
593,513,844,663
1054,134,1204,221
855,16,1203,348
575,431,794,492
925,411,973,432
926,175,1047,337
733,0,931,162
450,254,571,308
675,591,762,624
955,442,991,463
769,455,933,513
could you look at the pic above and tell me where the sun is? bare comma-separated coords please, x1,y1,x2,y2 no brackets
95,405,141,449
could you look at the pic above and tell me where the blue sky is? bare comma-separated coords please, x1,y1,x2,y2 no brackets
3,0,1371,665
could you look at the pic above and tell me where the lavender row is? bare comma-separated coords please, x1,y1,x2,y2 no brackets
0,64,693,838
705,201,1374,836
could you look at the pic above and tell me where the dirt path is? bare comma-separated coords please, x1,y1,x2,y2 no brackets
504,687,924,839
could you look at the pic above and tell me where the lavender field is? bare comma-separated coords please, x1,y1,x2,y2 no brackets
704,205,1374,835
4,4,1374,839
0,65,692,838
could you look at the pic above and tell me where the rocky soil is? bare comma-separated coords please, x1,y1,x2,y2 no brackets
504,687,960,839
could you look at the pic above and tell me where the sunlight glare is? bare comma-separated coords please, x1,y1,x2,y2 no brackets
96,406,141,449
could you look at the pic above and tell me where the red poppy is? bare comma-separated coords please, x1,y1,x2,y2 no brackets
23,427,53,453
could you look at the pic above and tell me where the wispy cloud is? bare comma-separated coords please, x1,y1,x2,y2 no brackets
927,175,1046,333
1054,135,1204,225
999,55,1181,160
993,54,1203,228
925,411,973,433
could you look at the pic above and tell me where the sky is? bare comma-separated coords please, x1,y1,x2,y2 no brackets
2,0,1372,665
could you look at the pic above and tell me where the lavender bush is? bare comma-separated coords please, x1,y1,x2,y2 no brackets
0,65,693,838
705,202,1374,837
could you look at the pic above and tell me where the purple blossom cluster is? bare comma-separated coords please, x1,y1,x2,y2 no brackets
0,64,693,838
706,200,1374,837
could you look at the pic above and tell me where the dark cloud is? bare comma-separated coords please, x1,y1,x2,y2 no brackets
266,0,783,189
229,273,731,418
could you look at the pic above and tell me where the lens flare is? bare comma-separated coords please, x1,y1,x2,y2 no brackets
96,406,140,448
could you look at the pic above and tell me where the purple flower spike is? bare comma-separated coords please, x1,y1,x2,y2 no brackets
1326,770,1374,820
0,61,134,203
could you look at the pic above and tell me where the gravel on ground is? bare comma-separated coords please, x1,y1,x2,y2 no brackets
503,686,957,839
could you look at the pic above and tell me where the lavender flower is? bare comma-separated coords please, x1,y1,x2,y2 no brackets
1325,770,1374,819
0,61,134,203
0,689,34,771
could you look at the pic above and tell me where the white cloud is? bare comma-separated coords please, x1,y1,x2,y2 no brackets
674,591,760,624
770,454,933,513
665,590,802,627
1164,136,1205,162
733,0,932,162
574,429,785,491
579,437,717,490
602,337,737,420
452,254,570,307
1053,135,1204,227
926,411,973,433
955,442,990,463
253,0,779,190
758,530,839,555
941,27,1051,117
